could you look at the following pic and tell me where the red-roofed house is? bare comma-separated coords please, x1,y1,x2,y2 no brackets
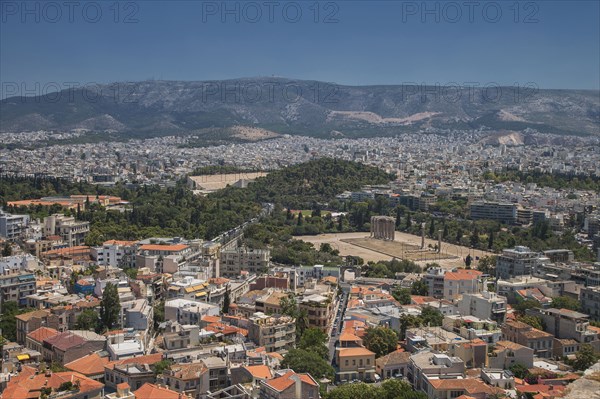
260,370,319,399
25,326,59,353
64,352,110,381
1,368,104,399
444,269,482,301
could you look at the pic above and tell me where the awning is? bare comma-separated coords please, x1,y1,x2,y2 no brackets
168,287,179,291
17,354,30,361
195,292,207,297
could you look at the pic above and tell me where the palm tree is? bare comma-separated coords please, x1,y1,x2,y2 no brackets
296,309,309,339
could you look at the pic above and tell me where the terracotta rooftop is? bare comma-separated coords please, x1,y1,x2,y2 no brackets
263,371,318,392
134,383,180,399
338,347,375,357
105,353,163,370
139,244,189,252
26,327,59,343
444,269,483,281
1,368,103,399
244,365,273,380
64,352,109,376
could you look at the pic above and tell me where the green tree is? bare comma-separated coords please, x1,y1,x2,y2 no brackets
411,279,429,296
470,229,479,248
75,309,99,331
0,301,21,341
381,379,428,399
152,359,173,376
298,328,329,359
281,349,334,380
420,306,443,327
297,212,304,226
279,294,298,317
100,282,121,331
571,344,599,371
509,363,530,379
477,255,497,275
405,212,412,229
551,296,581,311
222,290,231,314
296,309,310,339
513,298,541,314
516,315,544,330
363,326,398,358
153,299,165,329
392,287,412,305
465,254,472,268
2,242,12,257
488,230,494,249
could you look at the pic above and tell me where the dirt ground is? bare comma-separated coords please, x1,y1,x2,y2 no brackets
296,231,494,269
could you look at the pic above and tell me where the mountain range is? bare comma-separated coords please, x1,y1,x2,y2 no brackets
1,78,598,141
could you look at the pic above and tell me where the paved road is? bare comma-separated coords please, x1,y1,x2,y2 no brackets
328,291,348,364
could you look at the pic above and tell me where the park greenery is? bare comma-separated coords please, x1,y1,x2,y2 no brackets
325,379,427,399
1,158,595,265
483,170,600,193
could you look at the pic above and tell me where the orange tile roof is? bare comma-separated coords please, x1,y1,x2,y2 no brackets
105,353,163,370
208,277,230,285
201,315,221,323
103,240,138,246
64,352,109,376
139,244,189,252
264,371,318,392
15,309,50,322
339,332,362,342
2,369,104,399
41,246,90,256
428,378,498,395
134,383,180,399
338,347,375,357
245,365,273,380
26,327,59,343
444,269,483,281
267,352,284,361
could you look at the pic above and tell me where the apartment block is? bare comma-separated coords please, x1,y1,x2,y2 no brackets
248,312,295,353
0,209,30,241
220,246,270,277
526,307,599,347
457,291,507,324
43,214,90,247
580,286,600,321
0,270,36,307
470,201,517,224
496,246,541,279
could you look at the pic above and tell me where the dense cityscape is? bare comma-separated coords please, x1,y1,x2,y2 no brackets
1,1,600,398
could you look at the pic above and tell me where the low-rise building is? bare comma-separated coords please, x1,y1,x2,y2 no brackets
501,320,554,358
457,291,507,324
259,370,320,399
165,298,220,325
336,347,376,383
488,340,534,369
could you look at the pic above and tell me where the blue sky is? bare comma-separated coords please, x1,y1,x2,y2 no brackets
1,0,599,96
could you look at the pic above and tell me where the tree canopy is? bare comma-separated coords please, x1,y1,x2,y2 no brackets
363,327,399,358
100,283,121,331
